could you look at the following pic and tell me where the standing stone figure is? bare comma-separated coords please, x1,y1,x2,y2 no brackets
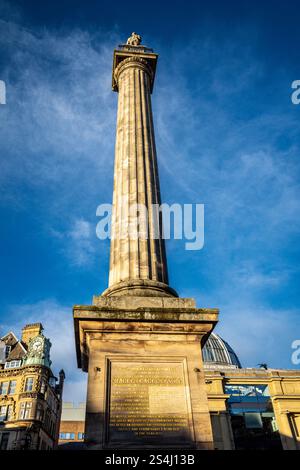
126,32,142,46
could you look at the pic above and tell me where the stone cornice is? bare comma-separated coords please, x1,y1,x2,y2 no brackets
73,304,219,371
271,394,300,401
19,392,44,400
73,305,219,321
112,49,158,93
73,306,219,334
207,394,231,400
0,369,22,378
0,364,50,378
0,395,14,402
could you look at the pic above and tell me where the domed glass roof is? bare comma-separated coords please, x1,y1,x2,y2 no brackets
202,332,242,369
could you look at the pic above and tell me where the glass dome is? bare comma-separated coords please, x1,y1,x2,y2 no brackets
202,332,242,369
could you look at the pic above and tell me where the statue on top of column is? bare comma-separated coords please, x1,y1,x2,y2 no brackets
126,32,142,46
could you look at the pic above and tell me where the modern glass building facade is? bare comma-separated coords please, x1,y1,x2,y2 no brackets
202,333,300,450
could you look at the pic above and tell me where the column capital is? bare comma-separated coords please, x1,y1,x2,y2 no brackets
112,48,158,93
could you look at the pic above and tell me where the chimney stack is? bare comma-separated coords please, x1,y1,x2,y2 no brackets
21,323,43,347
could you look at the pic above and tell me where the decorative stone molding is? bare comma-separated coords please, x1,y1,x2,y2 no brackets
0,395,14,402
0,369,21,378
102,279,178,298
22,365,49,375
114,56,153,87
19,392,43,400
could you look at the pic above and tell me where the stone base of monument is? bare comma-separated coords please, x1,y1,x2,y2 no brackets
73,296,218,450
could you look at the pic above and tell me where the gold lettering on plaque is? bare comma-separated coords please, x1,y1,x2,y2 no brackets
108,362,191,443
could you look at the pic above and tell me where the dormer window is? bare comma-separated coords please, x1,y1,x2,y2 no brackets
5,346,11,358
4,360,21,369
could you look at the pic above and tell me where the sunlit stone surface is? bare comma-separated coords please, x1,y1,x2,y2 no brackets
74,34,219,449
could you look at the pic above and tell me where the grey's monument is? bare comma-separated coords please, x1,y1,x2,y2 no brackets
73,33,219,449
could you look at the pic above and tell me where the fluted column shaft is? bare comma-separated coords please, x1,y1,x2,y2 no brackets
108,56,170,294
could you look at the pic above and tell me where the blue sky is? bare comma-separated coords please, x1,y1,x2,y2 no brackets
0,0,300,402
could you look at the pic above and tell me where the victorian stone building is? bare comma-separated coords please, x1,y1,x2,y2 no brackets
0,323,65,450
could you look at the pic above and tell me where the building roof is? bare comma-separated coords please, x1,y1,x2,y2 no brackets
6,342,27,361
202,332,242,369
1,331,19,347
0,331,27,365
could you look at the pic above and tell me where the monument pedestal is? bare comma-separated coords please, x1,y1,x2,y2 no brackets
74,297,218,449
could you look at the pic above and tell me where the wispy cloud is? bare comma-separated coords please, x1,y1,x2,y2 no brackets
217,301,300,370
0,18,118,206
51,218,96,267
0,5,299,377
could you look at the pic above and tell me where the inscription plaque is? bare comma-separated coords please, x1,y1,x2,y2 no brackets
107,360,192,445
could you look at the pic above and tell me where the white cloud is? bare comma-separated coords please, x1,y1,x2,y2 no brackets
216,301,300,370
63,378,87,405
0,19,118,205
51,218,96,267
0,8,299,389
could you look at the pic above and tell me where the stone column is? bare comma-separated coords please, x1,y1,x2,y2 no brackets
74,37,219,451
103,50,177,298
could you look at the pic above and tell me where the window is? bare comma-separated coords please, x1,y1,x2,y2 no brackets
0,432,9,450
24,377,34,392
47,393,52,408
49,377,56,388
19,402,32,419
5,346,11,358
45,409,51,430
50,421,55,437
0,380,17,396
36,403,44,421
7,405,13,421
40,378,47,394
224,384,282,450
244,412,263,429
0,405,13,422
0,381,9,395
78,432,84,440
59,432,75,440
4,360,21,369
8,380,16,395
0,405,7,421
